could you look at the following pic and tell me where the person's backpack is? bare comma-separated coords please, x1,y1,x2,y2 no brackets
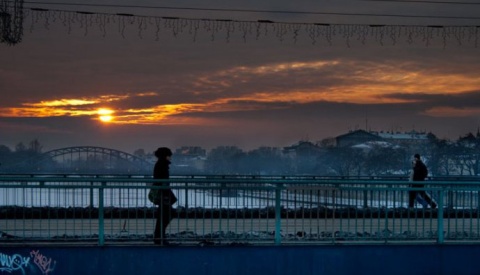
420,162,428,179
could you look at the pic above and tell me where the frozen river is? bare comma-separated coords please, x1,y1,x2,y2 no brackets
0,181,452,210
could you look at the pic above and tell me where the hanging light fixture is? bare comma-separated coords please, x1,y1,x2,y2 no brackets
12,5,480,48
0,0,24,45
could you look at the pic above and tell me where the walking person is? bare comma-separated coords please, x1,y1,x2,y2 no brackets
152,147,177,245
408,153,437,209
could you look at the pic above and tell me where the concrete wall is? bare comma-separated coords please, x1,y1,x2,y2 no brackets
1,244,479,275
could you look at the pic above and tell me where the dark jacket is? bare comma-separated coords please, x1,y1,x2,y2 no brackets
413,160,428,181
152,159,177,205
153,159,170,181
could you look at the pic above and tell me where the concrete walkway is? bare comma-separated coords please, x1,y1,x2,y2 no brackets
1,217,478,244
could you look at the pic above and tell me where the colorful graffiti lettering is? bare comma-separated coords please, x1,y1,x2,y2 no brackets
30,250,56,275
0,252,30,273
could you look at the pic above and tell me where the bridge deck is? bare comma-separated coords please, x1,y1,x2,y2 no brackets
1,217,478,244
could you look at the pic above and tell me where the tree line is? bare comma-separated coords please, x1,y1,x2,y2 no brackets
1,133,479,176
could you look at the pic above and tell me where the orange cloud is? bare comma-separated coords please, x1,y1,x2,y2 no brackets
1,60,479,124
111,104,207,124
26,99,97,107
197,60,480,104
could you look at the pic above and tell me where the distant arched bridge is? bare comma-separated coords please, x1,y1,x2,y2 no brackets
2,146,154,174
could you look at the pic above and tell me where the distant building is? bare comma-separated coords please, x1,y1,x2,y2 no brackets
334,129,433,147
283,141,322,157
372,130,431,145
283,141,323,174
335,130,382,147
175,146,207,158
173,146,207,173
457,132,480,145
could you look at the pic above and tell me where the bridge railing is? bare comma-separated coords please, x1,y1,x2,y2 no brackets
0,175,479,246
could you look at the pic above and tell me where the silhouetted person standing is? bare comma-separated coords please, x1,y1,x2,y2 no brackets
153,147,177,245
408,154,437,209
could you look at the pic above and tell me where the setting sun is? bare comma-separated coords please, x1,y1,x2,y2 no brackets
98,108,114,122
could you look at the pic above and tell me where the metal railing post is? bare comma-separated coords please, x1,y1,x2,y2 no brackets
98,181,105,246
448,189,453,210
90,181,94,208
275,183,282,245
363,183,368,208
437,190,444,244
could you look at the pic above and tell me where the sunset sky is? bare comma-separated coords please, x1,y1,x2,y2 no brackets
1,0,479,153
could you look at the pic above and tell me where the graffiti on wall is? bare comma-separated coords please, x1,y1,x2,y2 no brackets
0,250,56,274
30,250,56,275
0,253,30,273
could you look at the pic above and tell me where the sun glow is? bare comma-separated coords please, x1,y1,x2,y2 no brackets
98,108,114,122
2,61,480,125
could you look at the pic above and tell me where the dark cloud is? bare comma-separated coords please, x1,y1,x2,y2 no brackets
384,90,480,108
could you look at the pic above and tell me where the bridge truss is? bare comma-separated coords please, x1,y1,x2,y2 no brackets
2,146,154,174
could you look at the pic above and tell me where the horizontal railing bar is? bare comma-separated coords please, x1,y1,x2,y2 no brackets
0,184,472,192
1,173,479,179
1,175,480,184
